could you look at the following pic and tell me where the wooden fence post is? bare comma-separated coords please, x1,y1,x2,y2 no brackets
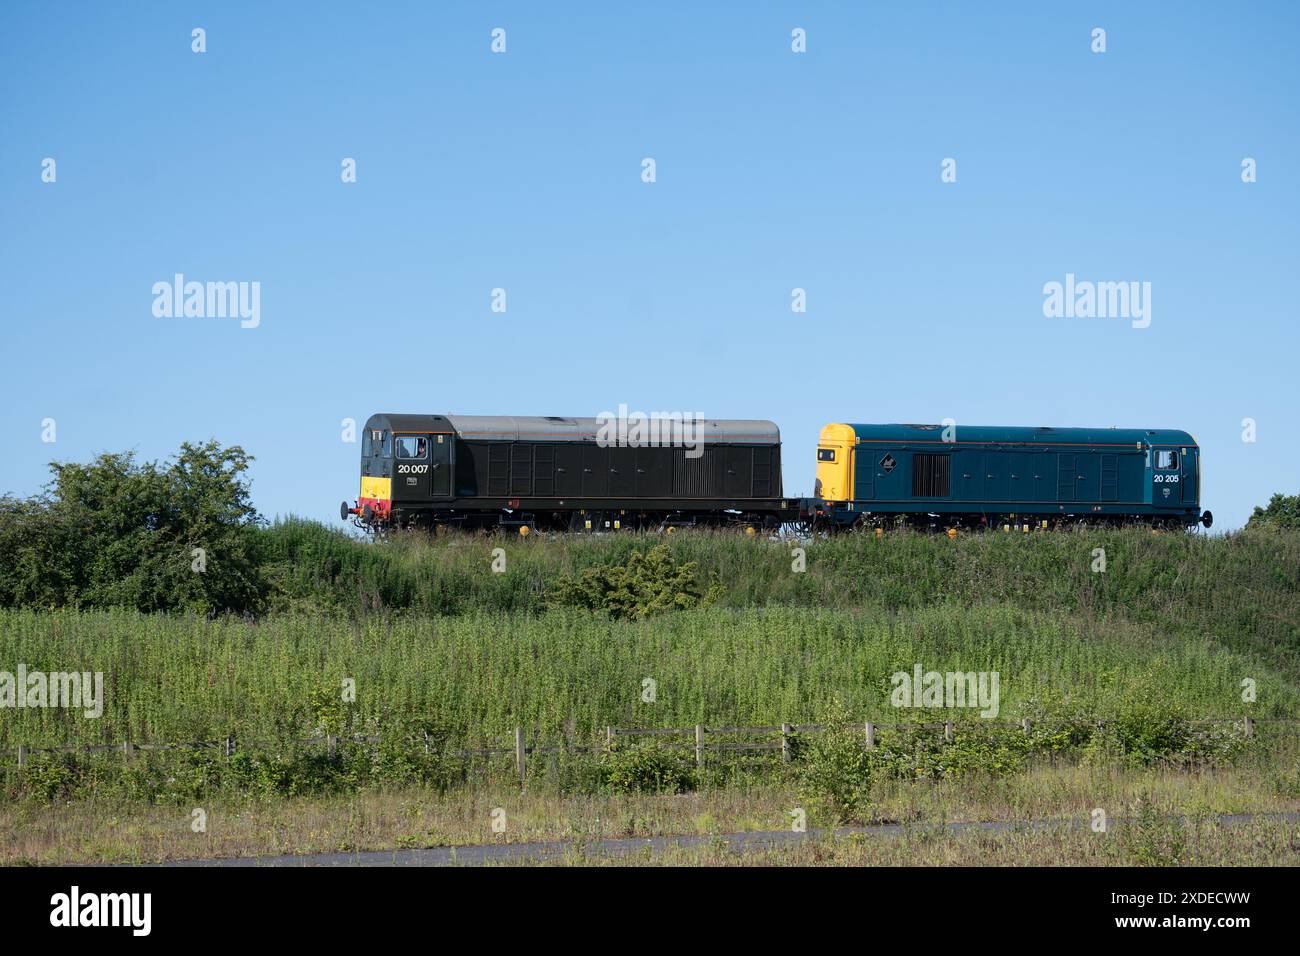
943,722,953,744
606,726,615,751
1243,716,1254,739
515,726,526,787
695,724,705,768
781,723,791,763
16,745,26,768
1022,718,1033,735
122,740,135,759
326,734,338,757
864,721,876,750
224,735,235,757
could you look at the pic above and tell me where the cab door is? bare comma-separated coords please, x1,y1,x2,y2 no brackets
852,447,874,501
394,434,434,499
430,433,451,496
1151,447,1182,508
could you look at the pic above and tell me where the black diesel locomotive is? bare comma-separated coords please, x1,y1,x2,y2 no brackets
341,413,796,531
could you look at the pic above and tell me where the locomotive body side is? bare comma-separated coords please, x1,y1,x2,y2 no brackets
343,413,797,531
816,422,1211,528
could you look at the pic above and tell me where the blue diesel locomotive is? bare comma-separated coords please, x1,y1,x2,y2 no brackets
814,423,1212,529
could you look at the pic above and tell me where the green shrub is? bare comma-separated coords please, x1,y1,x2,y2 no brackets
602,742,696,793
1026,688,1249,769
529,751,606,795
856,724,1035,783
548,544,722,620
0,441,266,615
307,686,356,737
1099,715,1187,766
363,718,460,791
13,753,81,802
1246,493,1300,531
794,699,872,824
3,723,465,806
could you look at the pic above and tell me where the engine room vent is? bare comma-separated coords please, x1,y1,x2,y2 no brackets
912,453,951,497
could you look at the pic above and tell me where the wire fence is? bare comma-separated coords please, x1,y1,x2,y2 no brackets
5,716,1297,786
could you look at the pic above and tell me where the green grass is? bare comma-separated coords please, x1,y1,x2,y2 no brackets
1,523,1295,750
258,520,1300,677
0,600,1293,749
4,755,1298,864
2,523,1297,862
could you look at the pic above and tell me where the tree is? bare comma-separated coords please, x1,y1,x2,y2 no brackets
0,441,267,614
1246,493,1300,531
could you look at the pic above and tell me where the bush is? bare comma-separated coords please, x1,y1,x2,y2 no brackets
1246,493,1300,531
529,751,606,795
1114,708,1189,761
794,699,872,824
548,544,722,620
0,441,266,615
869,725,1035,781
4,729,463,806
12,753,81,802
601,742,696,794
364,718,460,791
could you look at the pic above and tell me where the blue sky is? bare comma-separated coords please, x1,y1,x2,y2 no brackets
2,1,1296,530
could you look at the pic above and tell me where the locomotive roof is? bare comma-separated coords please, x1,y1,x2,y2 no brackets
364,413,781,444
839,423,1197,447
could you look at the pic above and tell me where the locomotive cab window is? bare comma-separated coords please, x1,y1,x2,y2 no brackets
379,431,392,458
397,436,428,459
1156,450,1179,470
817,448,836,462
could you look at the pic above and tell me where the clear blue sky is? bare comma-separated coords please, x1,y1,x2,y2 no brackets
2,2,1296,530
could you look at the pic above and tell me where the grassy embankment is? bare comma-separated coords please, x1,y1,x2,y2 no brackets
1,522,1297,863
